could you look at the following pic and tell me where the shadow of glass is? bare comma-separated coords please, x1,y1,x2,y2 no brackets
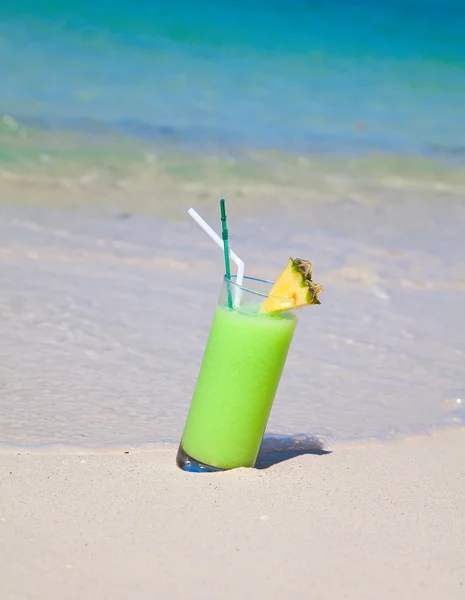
255,432,332,469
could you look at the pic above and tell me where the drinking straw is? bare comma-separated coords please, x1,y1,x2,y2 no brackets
187,207,244,306
219,199,233,309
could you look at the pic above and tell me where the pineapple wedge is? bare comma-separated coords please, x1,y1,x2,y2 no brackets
262,258,322,313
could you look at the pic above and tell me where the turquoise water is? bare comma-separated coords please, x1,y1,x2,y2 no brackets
1,0,465,162
1,2,465,447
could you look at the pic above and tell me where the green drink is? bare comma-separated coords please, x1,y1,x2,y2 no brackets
177,276,298,472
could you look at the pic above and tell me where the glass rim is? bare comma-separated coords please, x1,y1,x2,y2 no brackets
225,274,291,300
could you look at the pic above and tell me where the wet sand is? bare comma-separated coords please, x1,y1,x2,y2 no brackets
1,197,464,446
1,428,464,599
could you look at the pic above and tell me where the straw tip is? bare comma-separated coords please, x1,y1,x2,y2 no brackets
220,198,227,218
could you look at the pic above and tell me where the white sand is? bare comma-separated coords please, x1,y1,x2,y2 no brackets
2,428,464,599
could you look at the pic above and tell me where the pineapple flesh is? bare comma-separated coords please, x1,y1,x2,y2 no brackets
262,258,322,313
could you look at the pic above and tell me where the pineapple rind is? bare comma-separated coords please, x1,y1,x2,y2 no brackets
261,257,322,313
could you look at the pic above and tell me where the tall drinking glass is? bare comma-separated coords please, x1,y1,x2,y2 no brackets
177,275,299,472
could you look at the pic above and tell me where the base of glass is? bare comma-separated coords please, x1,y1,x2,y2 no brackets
176,445,224,473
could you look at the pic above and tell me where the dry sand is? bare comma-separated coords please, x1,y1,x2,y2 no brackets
1,427,464,600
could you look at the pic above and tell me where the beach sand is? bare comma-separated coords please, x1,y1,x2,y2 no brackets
1,427,464,599
1,155,464,600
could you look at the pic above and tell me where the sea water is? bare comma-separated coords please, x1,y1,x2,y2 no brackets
0,1,464,447
2,1,465,165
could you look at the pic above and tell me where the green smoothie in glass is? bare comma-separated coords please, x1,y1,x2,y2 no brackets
177,276,299,472
178,198,322,472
